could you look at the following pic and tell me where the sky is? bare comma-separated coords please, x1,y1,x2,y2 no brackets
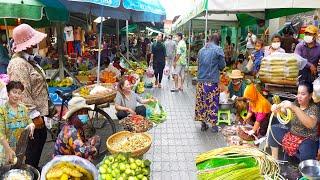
160,0,193,20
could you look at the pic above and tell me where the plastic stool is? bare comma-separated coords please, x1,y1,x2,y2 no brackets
217,109,231,125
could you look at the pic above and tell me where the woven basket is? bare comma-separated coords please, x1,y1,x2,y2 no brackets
237,127,255,141
106,131,152,157
75,75,89,83
73,83,117,105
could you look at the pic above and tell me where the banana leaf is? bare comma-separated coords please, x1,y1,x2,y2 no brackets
196,155,258,170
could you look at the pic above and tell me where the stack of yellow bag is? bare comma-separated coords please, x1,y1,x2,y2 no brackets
259,53,299,86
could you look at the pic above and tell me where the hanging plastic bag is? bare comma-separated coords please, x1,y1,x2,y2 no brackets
245,59,253,72
40,155,99,180
164,65,170,76
313,77,320,97
146,98,167,124
146,65,154,78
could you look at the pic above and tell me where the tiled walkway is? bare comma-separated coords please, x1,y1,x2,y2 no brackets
40,77,226,180
145,78,226,180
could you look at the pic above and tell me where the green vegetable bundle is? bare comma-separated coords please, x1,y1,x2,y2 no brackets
196,146,285,180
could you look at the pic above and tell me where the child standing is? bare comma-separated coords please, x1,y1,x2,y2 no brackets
252,39,265,76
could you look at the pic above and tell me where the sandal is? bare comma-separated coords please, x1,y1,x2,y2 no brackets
201,122,209,131
211,125,219,133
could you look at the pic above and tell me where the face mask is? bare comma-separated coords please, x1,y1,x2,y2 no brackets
233,81,241,85
304,35,314,43
271,42,281,49
78,114,89,124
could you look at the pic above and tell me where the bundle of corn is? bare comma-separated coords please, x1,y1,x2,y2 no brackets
196,146,284,180
259,53,299,86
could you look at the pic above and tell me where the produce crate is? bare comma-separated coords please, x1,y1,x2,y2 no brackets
48,86,77,105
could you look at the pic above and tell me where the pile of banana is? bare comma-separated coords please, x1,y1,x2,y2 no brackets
46,161,94,180
79,87,90,96
272,95,293,124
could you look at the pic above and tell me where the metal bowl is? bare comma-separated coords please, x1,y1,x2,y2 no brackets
299,160,320,180
219,99,234,110
2,169,33,180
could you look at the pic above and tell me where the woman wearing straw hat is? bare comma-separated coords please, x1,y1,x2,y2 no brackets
7,24,50,170
54,97,100,162
228,70,247,98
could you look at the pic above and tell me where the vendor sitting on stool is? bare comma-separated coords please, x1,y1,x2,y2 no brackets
115,78,154,120
269,81,319,161
54,97,100,162
243,83,271,136
228,70,246,98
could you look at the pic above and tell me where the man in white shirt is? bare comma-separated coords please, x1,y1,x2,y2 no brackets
164,35,176,79
245,30,256,56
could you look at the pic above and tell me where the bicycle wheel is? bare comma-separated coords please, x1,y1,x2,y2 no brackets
87,108,117,158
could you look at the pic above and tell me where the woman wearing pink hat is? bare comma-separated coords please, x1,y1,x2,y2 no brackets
7,24,49,170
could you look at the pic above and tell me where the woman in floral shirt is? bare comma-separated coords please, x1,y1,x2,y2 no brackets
269,81,319,161
0,81,35,165
54,97,100,162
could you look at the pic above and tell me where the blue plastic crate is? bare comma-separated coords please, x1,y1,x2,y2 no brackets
48,86,77,105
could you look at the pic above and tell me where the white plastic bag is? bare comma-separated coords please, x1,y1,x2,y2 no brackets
40,155,99,180
294,53,308,70
163,65,170,76
146,65,154,78
219,92,229,103
313,77,320,97
245,59,253,72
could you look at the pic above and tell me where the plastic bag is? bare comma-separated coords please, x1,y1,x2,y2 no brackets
313,77,320,97
245,59,253,72
146,65,154,78
0,74,9,85
146,100,167,124
163,65,170,76
40,155,99,180
219,92,229,103
105,64,121,78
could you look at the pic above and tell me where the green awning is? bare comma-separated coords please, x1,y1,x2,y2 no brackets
0,0,69,27
265,8,314,20
120,24,138,35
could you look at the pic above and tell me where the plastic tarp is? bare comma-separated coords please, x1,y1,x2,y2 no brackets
173,0,319,30
59,0,166,22
69,0,120,7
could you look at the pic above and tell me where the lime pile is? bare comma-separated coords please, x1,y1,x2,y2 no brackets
98,154,150,180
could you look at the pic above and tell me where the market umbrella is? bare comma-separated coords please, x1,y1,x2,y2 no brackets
0,0,69,27
0,0,69,67
59,0,166,84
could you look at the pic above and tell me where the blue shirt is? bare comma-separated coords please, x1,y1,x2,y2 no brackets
253,50,264,73
197,43,225,83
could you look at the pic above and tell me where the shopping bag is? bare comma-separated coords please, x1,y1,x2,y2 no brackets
245,59,253,72
164,65,170,76
146,65,154,78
